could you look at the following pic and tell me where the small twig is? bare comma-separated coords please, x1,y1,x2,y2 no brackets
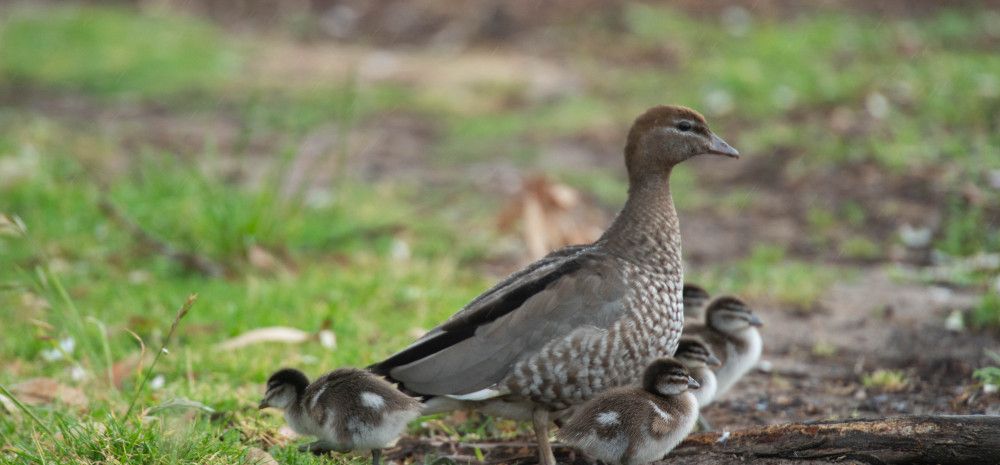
98,198,225,278
0,384,55,437
124,294,198,418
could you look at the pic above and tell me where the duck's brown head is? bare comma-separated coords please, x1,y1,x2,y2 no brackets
624,105,738,184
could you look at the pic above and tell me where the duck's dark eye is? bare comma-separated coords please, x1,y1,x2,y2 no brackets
676,121,692,132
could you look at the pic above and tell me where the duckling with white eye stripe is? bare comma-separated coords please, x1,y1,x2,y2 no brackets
683,296,763,397
674,336,721,431
259,368,422,465
557,358,700,465
674,336,721,409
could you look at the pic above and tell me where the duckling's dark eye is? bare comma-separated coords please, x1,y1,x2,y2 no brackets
676,121,692,132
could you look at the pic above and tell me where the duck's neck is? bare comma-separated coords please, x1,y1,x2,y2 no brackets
601,172,681,265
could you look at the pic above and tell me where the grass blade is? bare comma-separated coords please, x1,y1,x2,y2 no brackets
124,293,198,418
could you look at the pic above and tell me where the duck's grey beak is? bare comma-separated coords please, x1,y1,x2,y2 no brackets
706,353,723,367
748,314,764,327
258,400,268,410
707,133,739,158
687,376,701,389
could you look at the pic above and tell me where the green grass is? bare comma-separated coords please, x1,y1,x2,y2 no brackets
971,292,1000,330
2,3,999,463
0,5,238,96
0,114,494,463
593,5,1000,172
974,350,1000,386
862,369,909,393
692,244,843,310
936,198,1000,258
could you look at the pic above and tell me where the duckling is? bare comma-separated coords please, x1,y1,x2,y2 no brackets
674,336,721,408
683,296,763,397
259,367,421,465
682,283,711,320
674,336,721,431
557,358,700,465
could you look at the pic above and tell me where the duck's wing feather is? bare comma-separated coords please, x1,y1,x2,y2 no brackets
369,247,627,396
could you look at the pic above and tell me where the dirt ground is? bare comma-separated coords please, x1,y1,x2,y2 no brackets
6,1,997,463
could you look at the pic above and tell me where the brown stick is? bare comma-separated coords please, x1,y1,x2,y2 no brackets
98,198,225,278
663,415,1000,465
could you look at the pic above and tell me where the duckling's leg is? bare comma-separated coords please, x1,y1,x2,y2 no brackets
532,407,556,465
697,415,713,432
300,441,348,455
371,448,382,465
300,441,331,454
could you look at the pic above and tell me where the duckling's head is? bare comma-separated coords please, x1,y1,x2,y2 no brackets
683,283,711,310
624,105,738,185
259,368,309,410
675,336,722,368
705,296,763,334
642,357,700,397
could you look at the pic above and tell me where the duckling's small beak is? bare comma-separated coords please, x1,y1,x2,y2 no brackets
258,400,268,410
706,353,723,367
707,133,739,158
748,314,764,327
687,376,701,389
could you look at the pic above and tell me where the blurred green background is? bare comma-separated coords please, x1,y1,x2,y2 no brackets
1,1,998,464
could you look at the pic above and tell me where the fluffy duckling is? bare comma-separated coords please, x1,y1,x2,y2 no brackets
557,358,700,465
674,337,721,431
259,368,421,465
683,296,763,397
682,283,712,320
674,336,721,408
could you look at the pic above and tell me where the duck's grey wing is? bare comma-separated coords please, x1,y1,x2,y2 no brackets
369,250,628,396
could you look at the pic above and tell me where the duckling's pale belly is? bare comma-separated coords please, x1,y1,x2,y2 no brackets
629,392,698,465
505,259,684,409
715,329,762,396
690,366,718,408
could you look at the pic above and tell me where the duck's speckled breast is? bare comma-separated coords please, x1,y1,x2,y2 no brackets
503,254,684,410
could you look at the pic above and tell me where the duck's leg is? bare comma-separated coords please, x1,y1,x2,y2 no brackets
532,407,556,465
371,449,382,465
697,415,713,432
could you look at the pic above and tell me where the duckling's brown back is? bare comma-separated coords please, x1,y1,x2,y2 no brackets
304,368,421,442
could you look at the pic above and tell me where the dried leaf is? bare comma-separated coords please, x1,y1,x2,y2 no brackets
12,378,87,410
318,329,337,349
497,175,605,261
248,245,282,273
246,447,280,465
0,393,18,416
543,181,579,210
0,214,22,237
216,327,310,350
521,194,548,260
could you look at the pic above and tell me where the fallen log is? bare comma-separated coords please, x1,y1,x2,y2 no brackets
386,415,1000,465
663,415,1000,465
